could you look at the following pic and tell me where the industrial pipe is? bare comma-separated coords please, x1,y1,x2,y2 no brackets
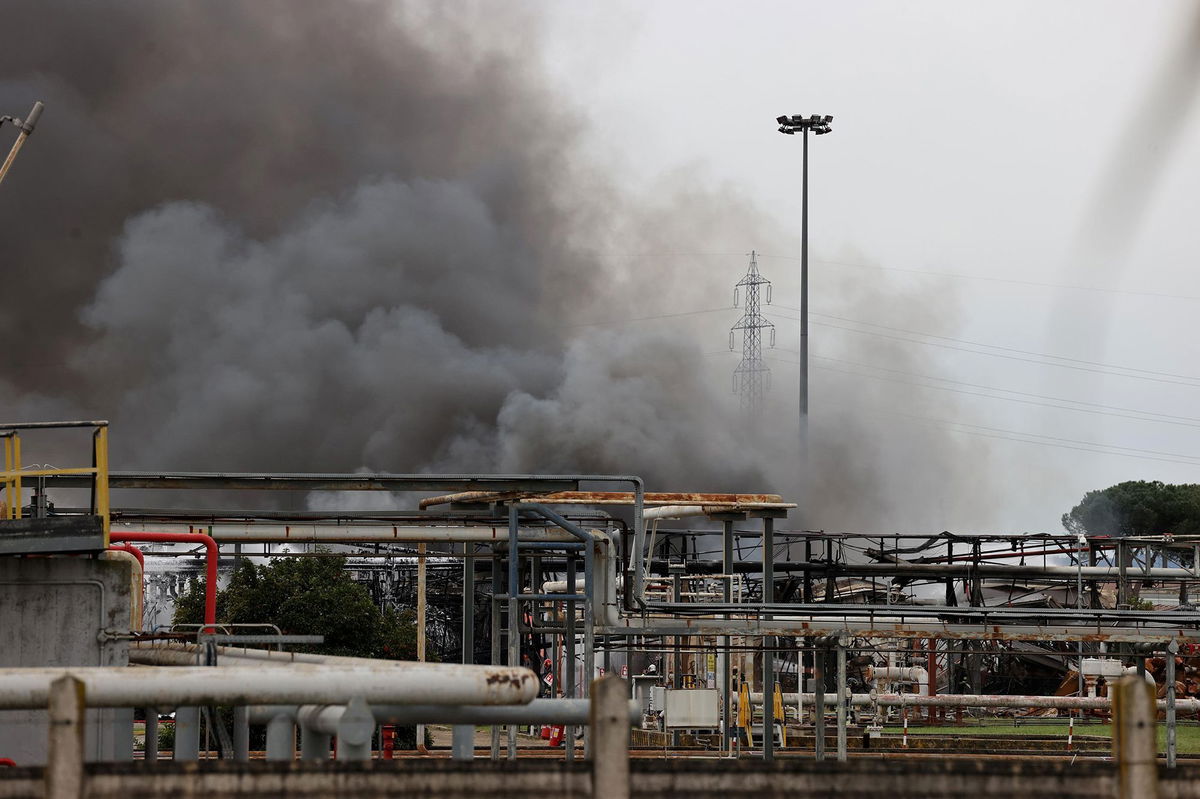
110,532,217,632
642,505,706,521
869,666,930,697
0,664,539,709
130,642,504,669
748,690,1200,712
111,522,576,544
803,692,1200,712
248,698,641,728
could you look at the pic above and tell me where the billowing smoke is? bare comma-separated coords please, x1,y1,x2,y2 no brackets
0,1,789,489
0,1,995,529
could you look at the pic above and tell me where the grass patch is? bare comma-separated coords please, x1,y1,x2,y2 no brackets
881,720,1200,754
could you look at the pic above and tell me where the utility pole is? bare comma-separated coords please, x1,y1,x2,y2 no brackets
729,251,776,410
776,114,833,428
0,101,44,187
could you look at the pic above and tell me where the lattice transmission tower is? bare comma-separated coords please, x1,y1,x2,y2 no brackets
729,251,776,409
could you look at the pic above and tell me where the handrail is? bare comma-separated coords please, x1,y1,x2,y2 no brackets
0,421,110,545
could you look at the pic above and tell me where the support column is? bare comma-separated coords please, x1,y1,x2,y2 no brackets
1167,640,1178,769
144,712,159,762
836,640,847,762
300,722,331,761
489,551,502,761
174,707,200,761
1113,674,1158,799
721,517,735,752
416,541,427,750
454,540,475,761
814,645,825,761
671,566,683,749
335,697,374,762
507,505,520,760
591,676,630,799
565,554,577,764
452,725,475,762
265,713,294,762
762,515,775,761
233,705,249,762
1088,540,1100,609
46,675,85,799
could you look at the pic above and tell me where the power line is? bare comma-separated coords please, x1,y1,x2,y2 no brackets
756,253,1200,303
717,347,1200,427
808,355,1200,429
583,301,1200,388
576,250,1200,301
888,410,1200,468
807,319,1200,388
757,354,1200,467
808,311,1200,383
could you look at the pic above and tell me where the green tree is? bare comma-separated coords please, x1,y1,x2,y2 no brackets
173,552,420,660
1062,480,1200,538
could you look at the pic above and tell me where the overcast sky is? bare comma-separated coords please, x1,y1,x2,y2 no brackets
537,1,1200,532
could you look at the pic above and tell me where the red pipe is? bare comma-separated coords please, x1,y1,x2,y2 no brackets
110,532,218,633
107,543,145,571
0,758,14,767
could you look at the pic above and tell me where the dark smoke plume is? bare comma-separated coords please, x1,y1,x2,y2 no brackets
0,1,785,489
0,1,998,530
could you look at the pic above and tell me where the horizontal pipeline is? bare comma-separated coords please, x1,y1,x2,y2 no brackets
250,698,641,729
128,644,484,669
604,616,1200,644
646,559,1199,581
110,522,577,544
745,692,1200,712
0,664,538,709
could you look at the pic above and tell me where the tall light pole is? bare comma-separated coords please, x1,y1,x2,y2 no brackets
776,113,832,426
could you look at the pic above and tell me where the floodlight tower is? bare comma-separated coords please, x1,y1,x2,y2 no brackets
776,113,832,427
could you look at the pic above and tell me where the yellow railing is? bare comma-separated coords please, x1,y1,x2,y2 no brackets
0,421,110,545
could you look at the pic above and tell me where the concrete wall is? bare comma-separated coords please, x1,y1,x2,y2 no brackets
2,759,1200,798
0,557,131,766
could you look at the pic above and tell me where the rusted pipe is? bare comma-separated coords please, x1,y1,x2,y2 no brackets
110,532,217,632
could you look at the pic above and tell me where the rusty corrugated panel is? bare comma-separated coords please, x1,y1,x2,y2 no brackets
420,490,790,509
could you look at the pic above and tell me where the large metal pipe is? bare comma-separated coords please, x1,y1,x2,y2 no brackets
642,505,706,521
870,666,930,697
130,643,443,668
749,692,1200,712
0,664,538,709
111,521,576,544
248,698,641,728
